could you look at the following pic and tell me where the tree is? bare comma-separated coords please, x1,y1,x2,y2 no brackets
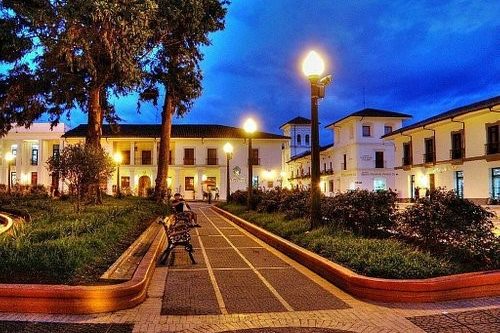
47,144,114,212
140,0,228,202
0,1,157,145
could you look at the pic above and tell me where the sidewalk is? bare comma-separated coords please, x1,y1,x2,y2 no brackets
0,203,498,333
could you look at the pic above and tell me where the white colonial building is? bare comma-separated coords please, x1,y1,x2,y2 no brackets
283,109,410,194
384,96,500,203
0,123,67,189
62,124,288,200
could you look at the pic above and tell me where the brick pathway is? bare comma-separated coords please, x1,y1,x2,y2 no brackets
0,203,498,333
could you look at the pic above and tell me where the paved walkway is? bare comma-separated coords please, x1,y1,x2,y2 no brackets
0,203,498,333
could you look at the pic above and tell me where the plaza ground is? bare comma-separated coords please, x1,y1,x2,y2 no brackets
0,203,498,332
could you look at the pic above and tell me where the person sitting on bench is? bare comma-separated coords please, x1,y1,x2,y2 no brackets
171,193,200,227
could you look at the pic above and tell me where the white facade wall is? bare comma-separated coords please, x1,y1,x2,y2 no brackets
0,124,66,189
390,108,500,202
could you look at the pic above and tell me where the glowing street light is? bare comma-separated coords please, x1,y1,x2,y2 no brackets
113,152,123,197
302,50,332,229
223,142,234,202
5,152,15,195
243,118,257,209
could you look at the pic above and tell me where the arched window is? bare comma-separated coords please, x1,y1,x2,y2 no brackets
305,134,310,145
297,134,301,145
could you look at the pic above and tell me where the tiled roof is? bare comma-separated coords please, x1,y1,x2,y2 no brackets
325,108,411,128
63,124,289,140
280,116,311,128
287,144,334,162
383,95,500,138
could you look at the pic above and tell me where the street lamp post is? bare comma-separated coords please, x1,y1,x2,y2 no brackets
223,142,233,202
243,118,257,210
302,50,332,229
113,152,123,197
5,152,15,195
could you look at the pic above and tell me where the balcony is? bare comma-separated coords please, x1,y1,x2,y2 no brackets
183,158,196,165
485,142,500,155
450,148,465,160
249,158,260,165
423,152,435,164
206,157,218,165
321,168,334,175
402,156,412,166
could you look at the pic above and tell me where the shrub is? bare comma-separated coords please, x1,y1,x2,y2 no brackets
322,189,398,237
397,189,499,268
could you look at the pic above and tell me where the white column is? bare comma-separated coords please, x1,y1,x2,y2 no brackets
219,166,227,200
196,168,203,200
152,140,158,166
16,140,22,180
130,141,135,166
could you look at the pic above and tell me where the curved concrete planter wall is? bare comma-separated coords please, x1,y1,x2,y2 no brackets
0,224,166,314
213,206,500,303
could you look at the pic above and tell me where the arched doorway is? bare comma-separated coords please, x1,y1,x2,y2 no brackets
138,176,151,197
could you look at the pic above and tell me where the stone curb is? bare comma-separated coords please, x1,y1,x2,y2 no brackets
213,206,500,303
0,220,166,314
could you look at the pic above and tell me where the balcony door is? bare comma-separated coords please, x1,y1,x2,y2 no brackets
487,125,499,154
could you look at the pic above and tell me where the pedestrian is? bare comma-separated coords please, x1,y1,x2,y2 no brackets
171,193,200,227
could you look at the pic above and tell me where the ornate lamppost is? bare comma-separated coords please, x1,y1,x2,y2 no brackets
5,152,15,195
302,50,332,229
223,142,233,202
243,118,257,209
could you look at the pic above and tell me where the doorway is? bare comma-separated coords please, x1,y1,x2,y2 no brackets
138,176,151,197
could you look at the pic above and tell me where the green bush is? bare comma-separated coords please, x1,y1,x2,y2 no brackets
396,189,499,268
322,189,398,237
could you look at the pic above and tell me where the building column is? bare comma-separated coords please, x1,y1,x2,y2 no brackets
152,140,158,166
15,140,23,183
129,169,136,195
130,142,135,166
196,168,204,200
219,166,227,200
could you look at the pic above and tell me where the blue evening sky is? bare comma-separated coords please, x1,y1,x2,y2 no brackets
7,1,500,144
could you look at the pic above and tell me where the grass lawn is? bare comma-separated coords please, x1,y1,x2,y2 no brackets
220,203,465,279
0,195,168,284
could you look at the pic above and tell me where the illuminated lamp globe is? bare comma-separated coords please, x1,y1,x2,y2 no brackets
302,50,325,78
223,142,233,154
243,118,257,134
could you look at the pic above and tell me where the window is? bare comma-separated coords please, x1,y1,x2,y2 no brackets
207,148,218,165
11,145,17,156
168,150,173,165
31,145,39,165
252,176,259,189
403,142,412,166
343,154,347,170
486,124,499,154
384,126,393,135
185,177,194,191
305,134,310,145
328,180,334,192
492,168,500,199
375,151,384,168
121,176,130,189
323,163,326,172
53,144,60,158
429,173,435,191
362,125,371,137
250,148,260,165
451,132,464,159
267,181,274,188
329,161,332,171
31,172,37,185
123,151,131,165
10,172,16,185
184,148,195,165
374,178,387,191
141,150,152,165
455,171,464,198
424,138,435,163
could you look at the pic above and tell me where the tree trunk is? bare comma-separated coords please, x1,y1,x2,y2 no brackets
154,91,174,202
87,87,103,204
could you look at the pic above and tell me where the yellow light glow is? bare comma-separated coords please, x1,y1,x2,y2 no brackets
167,177,172,186
302,50,325,77
4,152,14,162
113,152,123,164
418,174,429,188
20,174,28,184
243,118,257,134
202,175,207,181
223,142,233,154
263,170,276,180
280,171,286,178
320,181,325,190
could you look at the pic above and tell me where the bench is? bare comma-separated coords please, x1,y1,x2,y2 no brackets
158,213,196,265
